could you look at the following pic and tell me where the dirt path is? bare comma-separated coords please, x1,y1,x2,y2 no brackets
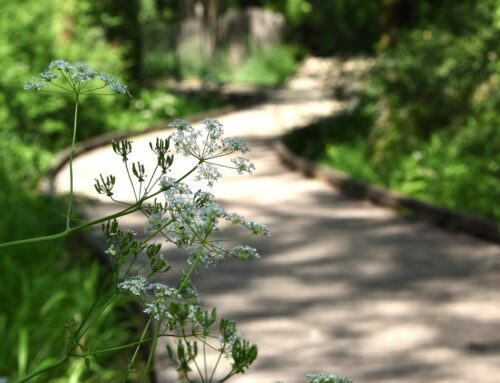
54,58,500,383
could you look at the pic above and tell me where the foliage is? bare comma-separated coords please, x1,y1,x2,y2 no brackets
143,35,301,87
0,142,143,382
285,103,500,221
263,0,381,55
213,45,300,87
129,88,225,126
285,1,500,222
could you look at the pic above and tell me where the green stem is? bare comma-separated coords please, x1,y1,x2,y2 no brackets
218,372,235,383
66,94,79,229
74,282,110,338
140,318,162,383
144,164,159,197
14,356,69,383
125,161,138,201
204,337,208,383
0,202,139,249
182,328,204,383
209,341,226,383
123,316,152,382
177,248,203,294
0,162,200,250
78,293,117,338
69,331,206,358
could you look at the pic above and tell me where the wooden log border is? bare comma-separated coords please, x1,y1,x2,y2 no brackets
275,140,500,243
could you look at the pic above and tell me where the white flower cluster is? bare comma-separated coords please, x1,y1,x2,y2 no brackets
154,177,269,267
168,119,254,186
305,373,353,383
24,59,130,96
222,137,251,154
118,276,148,296
119,277,199,320
242,220,271,236
118,277,178,298
114,119,269,342
195,163,222,187
231,156,256,175
24,78,48,91
228,245,259,260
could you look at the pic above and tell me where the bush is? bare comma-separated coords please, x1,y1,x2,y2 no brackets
285,1,500,221
215,45,300,87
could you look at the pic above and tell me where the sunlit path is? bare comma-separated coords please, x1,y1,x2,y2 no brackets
54,58,500,383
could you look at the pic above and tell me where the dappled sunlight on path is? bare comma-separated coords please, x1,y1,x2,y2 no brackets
55,58,500,383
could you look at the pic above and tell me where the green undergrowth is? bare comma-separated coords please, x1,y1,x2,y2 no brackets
0,140,148,382
110,87,226,135
283,108,500,222
144,43,302,88
213,45,301,87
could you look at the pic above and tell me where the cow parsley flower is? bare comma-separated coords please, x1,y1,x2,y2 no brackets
49,59,74,71
306,373,353,383
23,78,48,91
224,212,245,225
196,163,222,187
24,59,130,96
229,245,260,260
203,118,224,140
146,282,178,299
231,156,255,175
168,120,253,171
40,71,58,80
143,302,169,320
169,120,202,157
118,276,148,296
222,137,251,153
244,220,271,236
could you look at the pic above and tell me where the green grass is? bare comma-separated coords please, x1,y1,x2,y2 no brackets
215,45,300,87
0,193,148,381
143,44,301,87
284,110,500,222
0,135,152,381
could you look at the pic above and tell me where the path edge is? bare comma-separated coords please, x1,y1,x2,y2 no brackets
40,104,252,194
275,140,500,243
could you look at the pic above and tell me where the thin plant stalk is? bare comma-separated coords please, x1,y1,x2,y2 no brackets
66,94,79,229
0,163,200,249
140,318,162,383
123,316,152,383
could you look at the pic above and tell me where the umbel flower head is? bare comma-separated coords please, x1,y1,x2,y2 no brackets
24,59,131,97
306,373,353,383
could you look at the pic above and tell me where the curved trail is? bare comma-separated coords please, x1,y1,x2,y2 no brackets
55,59,500,383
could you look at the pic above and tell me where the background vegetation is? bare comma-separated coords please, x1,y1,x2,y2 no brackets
2,0,498,380
285,0,500,221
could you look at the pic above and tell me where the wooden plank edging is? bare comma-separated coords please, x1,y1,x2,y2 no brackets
274,140,500,243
